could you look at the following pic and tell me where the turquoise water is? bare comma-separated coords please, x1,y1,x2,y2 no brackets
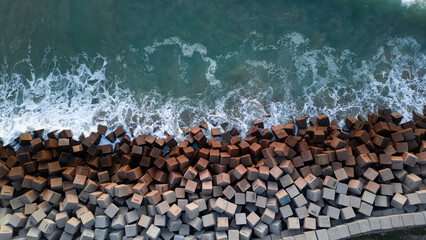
0,0,425,142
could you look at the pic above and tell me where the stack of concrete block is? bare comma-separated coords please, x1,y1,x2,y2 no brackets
0,109,424,239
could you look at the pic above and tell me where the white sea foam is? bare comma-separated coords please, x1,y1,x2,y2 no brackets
0,34,424,145
401,0,426,7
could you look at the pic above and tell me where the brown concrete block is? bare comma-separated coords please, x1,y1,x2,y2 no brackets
73,174,87,189
395,142,408,153
32,176,48,192
183,166,198,181
249,142,262,157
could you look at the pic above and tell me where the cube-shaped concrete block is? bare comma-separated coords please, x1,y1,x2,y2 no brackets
348,180,363,195
280,205,293,219
247,212,260,228
287,217,300,230
391,193,407,209
322,188,335,201
185,202,200,219
317,215,331,228
341,207,356,220
202,213,216,228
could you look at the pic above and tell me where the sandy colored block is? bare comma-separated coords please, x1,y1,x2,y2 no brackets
47,161,61,175
378,168,394,182
363,167,379,181
31,176,48,192
403,152,418,167
38,218,57,234
260,208,275,225
235,212,247,226
287,217,300,230
55,212,69,229
334,168,348,181
213,197,228,213
29,208,47,225
7,166,24,182
183,166,198,180
0,186,14,200
391,193,407,209
10,212,27,227
73,174,87,189
185,179,198,194
138,214,153,228
404,173,422,190
167,204,182,221
217,216,229,231
348,179,363,195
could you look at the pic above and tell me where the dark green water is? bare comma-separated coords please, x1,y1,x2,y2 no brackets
0,0,425,142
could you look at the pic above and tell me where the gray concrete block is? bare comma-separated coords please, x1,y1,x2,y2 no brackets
315,229,329,240
390,215,404,229
336,225,350,239
347,221,361,236
357,219,371,234
326,227,339,240
401,213,415,227
379,216,392,230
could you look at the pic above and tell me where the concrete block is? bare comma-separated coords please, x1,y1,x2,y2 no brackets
379,216,392,230
390,215,404,228
412,212,426,225
303,217,316,230
347,221,361,236
146,224,161,239
317,215,330,228
361,191,376,205
315,229,329,240
308,203,321,217
235,212,247,226
335,225,350,239
247,211,260,228
359,202,373,216
401,213,415,227
293,194,308,208
363,167,379,181
105,203,119,218
261,208,276,225
322,188,335,201
369,217,382,231
348,180,363,195
326,227,339,240
341,207,356,220
276,189,291,206
287,217,301,230
295,206,309,219
137,214,153,228
280,205,294,219
202,213,216,228
391,193,407,209
217,217,229,231
325,205,340,220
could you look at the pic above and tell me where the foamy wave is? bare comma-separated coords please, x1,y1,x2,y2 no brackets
401,0,426,7
0,34,424,145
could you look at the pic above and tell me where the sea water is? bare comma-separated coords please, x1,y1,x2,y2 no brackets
0,0,425,143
